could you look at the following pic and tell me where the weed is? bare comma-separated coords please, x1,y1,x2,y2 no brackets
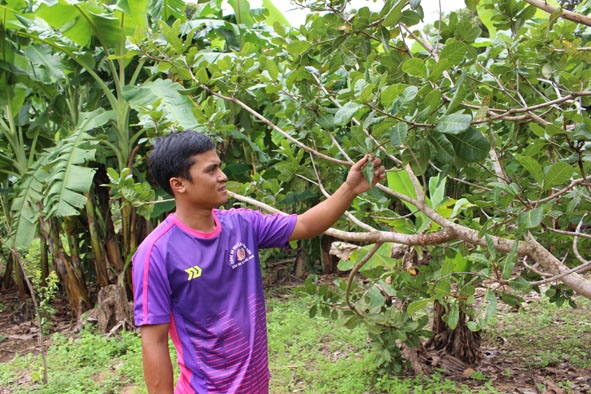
1,290,590,393
469,370,488,381
0,328,144,394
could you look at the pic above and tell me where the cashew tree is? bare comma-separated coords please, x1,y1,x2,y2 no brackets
2,0,591,377
133,0,591,374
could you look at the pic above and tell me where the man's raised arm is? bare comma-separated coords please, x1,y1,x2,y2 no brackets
289,155,385,241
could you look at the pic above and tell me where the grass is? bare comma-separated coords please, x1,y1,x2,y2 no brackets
487,294,591,370
1,289,590,393
267,294,376,393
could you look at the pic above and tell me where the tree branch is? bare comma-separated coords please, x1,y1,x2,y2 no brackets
199,84,350,166
522,0,591,27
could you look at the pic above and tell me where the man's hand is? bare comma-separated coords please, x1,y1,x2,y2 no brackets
289,154,386,241
345,154,386,195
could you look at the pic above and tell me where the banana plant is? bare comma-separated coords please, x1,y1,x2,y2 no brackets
0,0,195,313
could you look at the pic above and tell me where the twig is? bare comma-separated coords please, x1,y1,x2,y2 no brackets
308,154,376,232
345,242,383,318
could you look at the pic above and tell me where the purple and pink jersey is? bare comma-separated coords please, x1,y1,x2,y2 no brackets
132,209,297,393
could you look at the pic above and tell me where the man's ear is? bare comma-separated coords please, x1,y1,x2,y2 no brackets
170,177,185,194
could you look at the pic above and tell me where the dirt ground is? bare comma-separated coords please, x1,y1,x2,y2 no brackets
1,284,591,394
0,291,73,364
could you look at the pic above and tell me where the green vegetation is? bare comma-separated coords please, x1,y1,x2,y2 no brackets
0,329,143,394
2,0,591,387
1,290,590,393
490,294,591,370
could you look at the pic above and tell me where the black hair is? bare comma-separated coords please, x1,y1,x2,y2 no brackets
148,130,216,195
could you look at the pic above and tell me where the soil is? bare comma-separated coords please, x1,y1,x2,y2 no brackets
0,291,74,365
1,282,591,393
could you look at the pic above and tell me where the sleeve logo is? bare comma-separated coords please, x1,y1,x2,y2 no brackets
185,265,202,281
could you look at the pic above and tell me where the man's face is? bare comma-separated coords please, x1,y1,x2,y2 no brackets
175,149,228,209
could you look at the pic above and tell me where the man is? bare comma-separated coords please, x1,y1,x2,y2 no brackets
132,130,386,393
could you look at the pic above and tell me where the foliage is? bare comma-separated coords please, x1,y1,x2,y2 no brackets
0,293,496,393
29,268,59,334
0,329,144,394
487,294,591,370
3,292,590,392
1,0,591,383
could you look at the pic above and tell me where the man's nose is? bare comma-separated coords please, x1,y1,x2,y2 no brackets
218,170,227,181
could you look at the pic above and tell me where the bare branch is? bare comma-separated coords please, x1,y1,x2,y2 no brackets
573,214,591,272
346,242,383,318
199,84,350,166
522,0,591,27
525,232,591,297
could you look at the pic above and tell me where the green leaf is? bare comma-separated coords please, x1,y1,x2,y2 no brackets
149,0,185,22
487,182,520,196
363,158,374,185
436,113,472,134
427,132,454,164
261,0,290,26
401,58,427,78
502,241,519,280
337,243,395,272
123,79,199,129
24,45,66,82
544,162,574,189
518,155,544,185
390,122,408,147
407,298,432,315
401,9,421,26
382,0,405,27
484,290,498,323
485,234,496,260
42,130,97,217
228,0,254,27
439,40,468,65
455,21,481,43
445,75,467,114
334,102,364,125
428,175,446,211
434,279,451,298
380,84,405,108
400,86,418,104
286,40,309,56
423,89,442,111
518,207,544,229
387,170,418,201
11,162,48,248
529,123,546,138
448,128,491,163
447,302,459,330
378,26,391,53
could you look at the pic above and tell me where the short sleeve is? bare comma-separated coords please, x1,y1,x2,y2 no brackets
132,242,173,326
248,211,297,249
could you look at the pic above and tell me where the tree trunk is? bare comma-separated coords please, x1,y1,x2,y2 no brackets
39,215,92,318
93,284,134,333
85,194,109,288
39,235,49,286
402,301,482,376
427,301,481,365
12,250,26,299
2,250,14,290
322,235,339,274
105,218,124,272
64,217,86,284
294,247,306,278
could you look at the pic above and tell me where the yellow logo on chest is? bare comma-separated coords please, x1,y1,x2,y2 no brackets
185,265,202,280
